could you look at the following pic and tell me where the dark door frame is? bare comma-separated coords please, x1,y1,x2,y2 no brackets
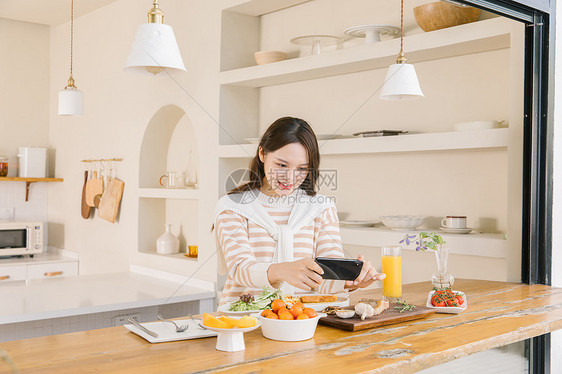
451,0,554,372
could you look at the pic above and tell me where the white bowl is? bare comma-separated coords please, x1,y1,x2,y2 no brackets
254,313,326,341
453,120,499,131
380,215,426,230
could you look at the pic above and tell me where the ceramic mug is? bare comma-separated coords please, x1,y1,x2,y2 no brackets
441,216,467,229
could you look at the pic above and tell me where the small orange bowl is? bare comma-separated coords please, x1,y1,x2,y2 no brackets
254,51,287,65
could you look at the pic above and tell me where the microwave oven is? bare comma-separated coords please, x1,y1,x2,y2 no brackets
0,221,44,256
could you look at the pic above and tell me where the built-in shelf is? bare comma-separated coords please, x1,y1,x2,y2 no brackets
340,226,508,259
138,251,198,261
0,177,64,201
222,0,311,16
220,17,512,87
137,188,200,199
218,128,509,158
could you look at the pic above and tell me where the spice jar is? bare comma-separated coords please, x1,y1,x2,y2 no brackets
0,156,8,177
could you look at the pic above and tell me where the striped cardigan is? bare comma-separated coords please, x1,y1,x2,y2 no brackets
215,190,347,305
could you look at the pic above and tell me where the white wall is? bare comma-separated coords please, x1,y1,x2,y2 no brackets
47,0,221,281
0,18,50,175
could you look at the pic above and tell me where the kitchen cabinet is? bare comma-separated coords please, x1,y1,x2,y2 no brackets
218,0,524,282
26,262,78,280
0,250,78,282
0,264,27,282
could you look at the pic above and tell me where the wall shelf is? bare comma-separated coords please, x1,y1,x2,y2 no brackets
137,188,200,200
218,128,509,158
339,226,508,259
222,0,311,16
219,18,512,87
0,177,64,201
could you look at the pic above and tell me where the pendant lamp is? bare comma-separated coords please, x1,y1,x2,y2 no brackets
58,0,83,116
380,0,424,100
125,0,186,75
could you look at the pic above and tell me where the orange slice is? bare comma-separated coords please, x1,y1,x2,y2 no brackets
203,313,230,329
219,315,257,328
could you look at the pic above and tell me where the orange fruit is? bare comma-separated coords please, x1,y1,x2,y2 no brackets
302,308,317,318
219,315,257,328
202,313,230,329
292,302,305,309
276,307,289,316
278,311,294,320
289,304,304,319
296,314,310,320
265,312,279,319
261,309,273,317
270,299,286,313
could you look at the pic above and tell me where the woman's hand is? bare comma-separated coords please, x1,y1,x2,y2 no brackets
344,255,385,291
268,259,324,291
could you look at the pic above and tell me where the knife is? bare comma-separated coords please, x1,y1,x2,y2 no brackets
128,318,159,338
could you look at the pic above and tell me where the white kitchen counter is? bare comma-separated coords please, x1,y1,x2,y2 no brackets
0,271,216,325
0,248,78,266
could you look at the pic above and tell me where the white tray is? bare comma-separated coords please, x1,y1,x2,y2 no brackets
124,319,217,343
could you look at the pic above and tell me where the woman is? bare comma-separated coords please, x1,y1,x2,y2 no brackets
214,117,384,305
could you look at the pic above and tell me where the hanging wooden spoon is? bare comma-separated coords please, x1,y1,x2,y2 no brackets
81,170,92,219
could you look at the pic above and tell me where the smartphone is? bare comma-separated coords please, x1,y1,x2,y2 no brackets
315,257,363,281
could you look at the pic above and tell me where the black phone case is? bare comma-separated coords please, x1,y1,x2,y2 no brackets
315,257,363,281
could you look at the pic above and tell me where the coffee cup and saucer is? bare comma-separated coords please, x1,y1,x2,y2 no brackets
439,216,472,234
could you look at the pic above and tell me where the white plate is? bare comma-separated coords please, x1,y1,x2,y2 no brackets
124,319,218,343
290,35,342,46
217,304,265,315
203,318,261,352
426,290,467,314
203,319,262,334
218,295,349,314
340,220,379,228
439,227,473,234
300,296,350,311
344,24,400,43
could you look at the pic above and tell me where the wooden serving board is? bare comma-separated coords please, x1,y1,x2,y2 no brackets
319,303,435,331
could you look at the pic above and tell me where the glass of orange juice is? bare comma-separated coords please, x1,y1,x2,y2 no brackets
381,246,402,298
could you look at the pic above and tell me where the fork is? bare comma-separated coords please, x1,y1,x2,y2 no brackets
188,314,207,330
157,314,189,333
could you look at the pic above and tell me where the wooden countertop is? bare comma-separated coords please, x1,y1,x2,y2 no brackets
2,279,562,373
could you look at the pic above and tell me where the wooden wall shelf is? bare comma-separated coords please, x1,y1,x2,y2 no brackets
0,177,63,201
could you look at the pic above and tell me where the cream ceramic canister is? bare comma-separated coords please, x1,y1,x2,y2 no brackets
156,224,180,254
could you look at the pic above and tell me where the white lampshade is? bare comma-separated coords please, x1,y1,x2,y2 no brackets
125,23,186,75
58,87,83,116
380,63,424,100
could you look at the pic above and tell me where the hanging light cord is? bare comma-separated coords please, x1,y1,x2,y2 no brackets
397,0,407,64
400,0,404,55
65,0,76,88
70,0,74,79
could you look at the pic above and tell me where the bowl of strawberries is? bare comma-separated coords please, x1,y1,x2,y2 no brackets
426,288,467,314
255,298,326,341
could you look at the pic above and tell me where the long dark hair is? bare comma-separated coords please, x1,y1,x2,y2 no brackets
229,117,320,196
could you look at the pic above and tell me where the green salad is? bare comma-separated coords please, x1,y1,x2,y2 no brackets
228,287,284,311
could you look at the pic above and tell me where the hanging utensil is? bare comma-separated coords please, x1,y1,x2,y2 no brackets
81,169,91,219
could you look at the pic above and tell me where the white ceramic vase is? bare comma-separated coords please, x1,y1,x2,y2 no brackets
156,224,179,254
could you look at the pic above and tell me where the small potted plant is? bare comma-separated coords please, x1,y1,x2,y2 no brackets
399,232,454,288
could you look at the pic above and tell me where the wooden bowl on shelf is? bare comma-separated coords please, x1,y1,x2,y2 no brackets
254,51,287,65
413,2,481,32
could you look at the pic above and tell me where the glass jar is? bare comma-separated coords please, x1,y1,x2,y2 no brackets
0,156,8,177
